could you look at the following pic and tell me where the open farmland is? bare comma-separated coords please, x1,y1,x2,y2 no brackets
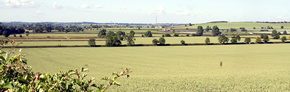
177,22,290,29
9,44,289,91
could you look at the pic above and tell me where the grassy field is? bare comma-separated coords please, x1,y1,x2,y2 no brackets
7,44,289,91
176,22,290,29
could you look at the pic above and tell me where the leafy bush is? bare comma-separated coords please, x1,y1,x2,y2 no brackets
144,31,152,37
271,30,280,39
218,35,229,44
0,40,132,92
152,39,159,45
180,40,185,45
231,38,237,44
255,37,262,43
88,38,96,47
281,36,287,43
173,33,179,37
205,37,210,45
3,30,9,37
19,35,22,37
282,31,287,35
159,37,166,45
244,38,251,44
98,29,107,38
164,34,171,37
263,35,269,43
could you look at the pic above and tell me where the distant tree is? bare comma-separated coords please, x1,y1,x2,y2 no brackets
34,25,44,33
164,34,171,37
129,30,135,37
260,34,265,38
253,27,256,29
186,28,188,30
232,35,241,41
77,27,84,32
124,34,135,46
281,36,287,42
44,24,53,32
205,37,210,45
3,30,9,37
159,37,166,45
189,23,192,26
281,26,284,29
230,28,237,32
116,31,125,40
283,31,287,35
255,37,262,43
212,26,221,36
106,35,121,47
144,31,152,37
271,30,280,39
19,34,22,37
185,24,187,27
98,29,107,38
55,26,65,32
218,35,229,44
180,40,185,45
16,26,25,34
231,38,237,44
173,33,179,37
88,38,96,47
205,26,211,32
263,35,269,43
152,39,159,45
172,29,176,33
13,34,16,37
244,38,251,44
196,26,204,36
25,31,29,36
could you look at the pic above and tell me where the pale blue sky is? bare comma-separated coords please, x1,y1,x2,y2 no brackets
1,0,290,23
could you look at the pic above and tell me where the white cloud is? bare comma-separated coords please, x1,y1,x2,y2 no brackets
176,11,189,15
121,6,127,10
156,5,165,14
35,10,44,15
80,4,91,9
94,4,102,8
52,2,63,9
148,5,166,15
3,0,38,8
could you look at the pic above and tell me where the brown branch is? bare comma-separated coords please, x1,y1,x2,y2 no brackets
102,70,131,92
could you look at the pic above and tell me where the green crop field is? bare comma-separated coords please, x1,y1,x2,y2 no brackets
7,44,289,91
177,22,290,29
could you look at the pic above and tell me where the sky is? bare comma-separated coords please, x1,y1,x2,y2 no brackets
1,0,290,23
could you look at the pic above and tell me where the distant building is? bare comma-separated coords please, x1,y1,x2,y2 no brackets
0,22,2,24
162,28,170,32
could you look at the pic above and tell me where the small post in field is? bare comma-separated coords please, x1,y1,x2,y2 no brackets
220,61,222,67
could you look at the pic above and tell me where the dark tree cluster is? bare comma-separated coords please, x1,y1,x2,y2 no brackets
0,25,25,37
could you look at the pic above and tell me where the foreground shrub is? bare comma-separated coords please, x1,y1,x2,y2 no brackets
0,40,132,92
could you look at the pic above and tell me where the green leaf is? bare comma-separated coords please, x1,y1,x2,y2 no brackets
3,82,12,89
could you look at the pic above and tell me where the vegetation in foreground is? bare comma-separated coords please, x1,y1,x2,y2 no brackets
0,40,132,92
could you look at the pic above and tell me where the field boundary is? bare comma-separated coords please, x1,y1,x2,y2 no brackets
3,42,290,48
